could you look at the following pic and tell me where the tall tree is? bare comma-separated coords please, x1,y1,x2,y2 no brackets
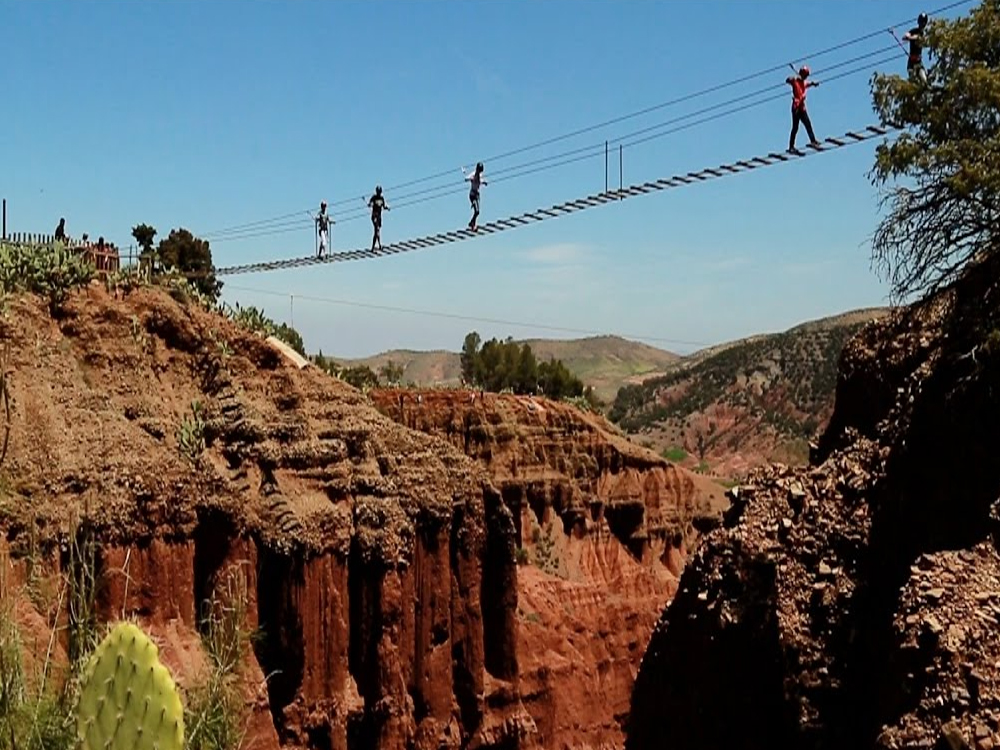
157,228,222,303
869,0,1000,300
131,224,157,255
514,343,537,394
341,365,379,390
460,331,481,385
478,338,504,391
499,337,520,392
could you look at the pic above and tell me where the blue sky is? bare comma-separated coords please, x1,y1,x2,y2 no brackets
2,0,971,357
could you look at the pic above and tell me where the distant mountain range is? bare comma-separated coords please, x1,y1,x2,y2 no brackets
607,307,892,476
335,334,681,403
334,307,893,476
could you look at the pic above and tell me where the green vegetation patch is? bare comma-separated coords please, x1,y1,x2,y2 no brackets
662,446,688,462
609,322,867,439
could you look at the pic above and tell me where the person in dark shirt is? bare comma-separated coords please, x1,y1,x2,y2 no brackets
785,66,820,153
54,217,67,243
367,185,390,251
463,162,487,231
903,13,929,84
96,236,107,271
314,201,333,257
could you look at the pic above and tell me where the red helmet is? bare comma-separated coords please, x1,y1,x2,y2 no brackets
799,65,810,77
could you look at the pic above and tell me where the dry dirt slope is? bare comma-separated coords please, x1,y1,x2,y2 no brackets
0,282,538,750
0,279,728,750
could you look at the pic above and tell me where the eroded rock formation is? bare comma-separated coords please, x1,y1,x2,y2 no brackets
627,255,1000,749
369,389,727,749
0,285,536,750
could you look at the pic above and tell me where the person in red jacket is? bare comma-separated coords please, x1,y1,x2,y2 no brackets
786,65,820,152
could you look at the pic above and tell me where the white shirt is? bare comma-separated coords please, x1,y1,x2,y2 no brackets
464,170,486,192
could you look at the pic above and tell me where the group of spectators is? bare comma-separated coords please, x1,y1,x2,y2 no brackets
53,217,120,272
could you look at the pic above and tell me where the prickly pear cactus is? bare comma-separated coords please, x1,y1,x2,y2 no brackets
76,621,185,750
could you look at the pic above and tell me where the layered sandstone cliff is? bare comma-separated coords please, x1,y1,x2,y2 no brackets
627,255,1000,749
0,284,536,750
369,389,727,749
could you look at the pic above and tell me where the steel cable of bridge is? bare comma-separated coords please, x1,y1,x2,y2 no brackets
221,283,714,349
206,46,895,242
198,0,971,241
321,47,901,222
208,50,899,246
213,119,896,277
287,44,900,232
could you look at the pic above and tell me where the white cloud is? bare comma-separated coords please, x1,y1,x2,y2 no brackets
781,258,838,275
703,256,753,273
520,242,590,265
455,49,511,98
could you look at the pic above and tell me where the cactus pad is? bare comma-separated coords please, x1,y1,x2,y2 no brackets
76,621,185,750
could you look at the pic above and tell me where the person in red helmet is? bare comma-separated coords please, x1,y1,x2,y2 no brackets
786,65,820,153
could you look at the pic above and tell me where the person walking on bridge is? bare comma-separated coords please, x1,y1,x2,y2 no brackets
314,200,334,258
463,162,487,231
367,185,390,251
786,65,820,153
902,13,930,84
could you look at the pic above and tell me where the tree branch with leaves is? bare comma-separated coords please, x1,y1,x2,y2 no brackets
157,228,223,303
868,0,1000,302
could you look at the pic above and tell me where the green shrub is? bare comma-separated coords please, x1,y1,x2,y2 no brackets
0,532,92,750
186,566,251,750
662,446,687,462
176,401,206,462
161,271,216,311
0,242,94,313
534,525,558,575
219,302,305,356
458,331,585,398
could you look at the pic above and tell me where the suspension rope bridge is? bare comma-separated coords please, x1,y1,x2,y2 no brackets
202,0,971,243
216,123,895,277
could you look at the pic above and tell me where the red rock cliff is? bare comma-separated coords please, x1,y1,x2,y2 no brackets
0,285,536,750
369,389,726,750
